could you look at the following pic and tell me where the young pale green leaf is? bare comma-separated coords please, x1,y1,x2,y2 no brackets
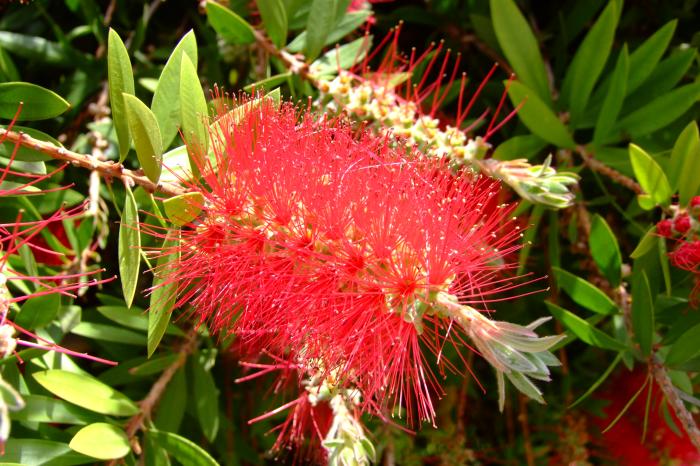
311,36,371,77
589,214,622,287
617,82,700,139
107,29,135,162
148,235,180,357
148,430,220,466
163,192,204,226
666,321,700,368
191,353,220,442
119,183,141,308
15,292,61,329
244,73,292,93
0,82,70,120
179,55,208,172
593,45,628,145
667,121,700,205
626,19,676,93
123,94,163,183
33,370,139,416
631,271,654,356
206,2,256,45
629,144,672,208
151,30,198,150
304,0,338,61
545,302,626,352
560,0,619,126
258,0,288,48
490,0,551,105
493,134,547,161
506,81,575,149
551,267,618,315
0,126,61,162
630,226,659,259
160,144,192,184
69,423,130,460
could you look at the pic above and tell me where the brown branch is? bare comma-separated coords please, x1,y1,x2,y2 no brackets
576,145,643,195
251,28,315,85
107,329,198,465
0,128,187,197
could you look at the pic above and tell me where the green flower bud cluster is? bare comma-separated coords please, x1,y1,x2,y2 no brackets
482,155,579,209
322,388,376,466
435,292,564,411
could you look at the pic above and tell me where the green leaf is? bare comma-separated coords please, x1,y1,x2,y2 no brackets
666,322,700,368
311,36,371,77
71,322,145,345
160,144,192,184
0,44,19,81
628,143,672,208
545,302,626,352
148,431,220,466
69,423,130,460
191,353,220,442
625,48,695,108
616,82,700,139
630,226,658,259
0,82,70,121
243,73,292,93
119,183,141,308
667,121,700,205
551,267,617,315
593,45,628,145
631,271,654,356
0,126,61,162
569,353,622,408
258,0,288,48
0,438,90,465
163,192,204,226
10,395,101,425
493,134,547,161
626,20,676,93
0,31,81,67
206,2,256,45
148,236,180,357
151,30,198,150
33,370,139,416
15,293,61,329
179,55,209,173
506,81,574,148
287,11,370,53
154,368,186,432
589,214,622,287
560,0,619,125
123,93,163,183
107,29,135,162
490,0,550,105
304,0,338,61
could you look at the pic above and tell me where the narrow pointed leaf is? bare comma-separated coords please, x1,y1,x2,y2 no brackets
123,93,163,183
179,55,208,172
551,267,617,315
631,271,654,356
626,19,676,93
490,0,550,104
629,143,672,207
152,30,198,149
119,183,141,308
206,2,255,45
191,353,220,442
589,214,622,287
305,0,337,61
507,81,574,148
107,29,135,161
667,121,700,205
593,45,628,145
148,430,220,466
0,82,70,120
666,322,700,368
545,301,626,352
148,235,180,357
258,0,288,48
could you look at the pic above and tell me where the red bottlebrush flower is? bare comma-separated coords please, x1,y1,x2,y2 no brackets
148,95,557,455
593,368,700,466
656,219,673,238
673,213,692,235
669,240,700,306
690,196,700,218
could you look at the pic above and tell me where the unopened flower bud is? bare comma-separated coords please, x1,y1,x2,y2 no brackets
657,219,673,238
674,214,692,235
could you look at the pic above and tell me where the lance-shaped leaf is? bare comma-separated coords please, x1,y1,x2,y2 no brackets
107,29,135,161
631,271,654,356
119,183,141,308
0,82,70,120
69,423,130,460
148,430,220,466
152,30,198,149
667,121,700,205
206,1,255,45
179,55,208,173
305,0,337,61
552,267,618,315
545,301,626,352
148,235,180,357
589,215,622,287
123,94,163,183
629,143,672,208
593,45,628,145
258,0,288,48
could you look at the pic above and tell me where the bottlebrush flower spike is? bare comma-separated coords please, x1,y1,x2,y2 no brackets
148,95,562,459
314,27,578,209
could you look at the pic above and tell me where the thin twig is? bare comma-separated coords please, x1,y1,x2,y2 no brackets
251,28,315,85
576,145,643,195
0,128,187,197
